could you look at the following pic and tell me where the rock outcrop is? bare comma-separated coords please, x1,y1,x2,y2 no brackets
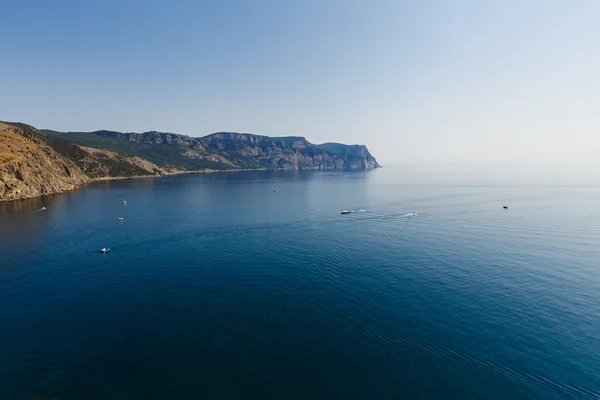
0,122,88,201
44,129,380,171
200,133,380,170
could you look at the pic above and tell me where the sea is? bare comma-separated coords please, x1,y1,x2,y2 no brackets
1,164,600,399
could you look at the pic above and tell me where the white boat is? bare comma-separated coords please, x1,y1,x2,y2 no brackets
341,210,351,215
118,217,124,221
100,248,110,253
122,200,127,204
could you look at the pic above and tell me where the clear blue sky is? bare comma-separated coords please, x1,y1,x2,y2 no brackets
2,0,599,164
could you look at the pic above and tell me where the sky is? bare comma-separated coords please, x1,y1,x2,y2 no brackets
1,0,599,164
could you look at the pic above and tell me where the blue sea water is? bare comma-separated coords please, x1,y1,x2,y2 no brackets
1,165,600,399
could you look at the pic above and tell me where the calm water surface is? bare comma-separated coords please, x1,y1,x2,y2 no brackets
1,165,600,399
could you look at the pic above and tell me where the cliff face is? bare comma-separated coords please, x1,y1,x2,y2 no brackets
1,122,379,201
0,122,88,201
44,129,380,171
200,133,380,170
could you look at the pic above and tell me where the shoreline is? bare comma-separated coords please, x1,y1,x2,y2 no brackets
88,167,272,182
1,166,378,202
0,168,249,203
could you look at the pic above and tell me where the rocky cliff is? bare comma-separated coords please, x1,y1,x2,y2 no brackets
1,121,379,201
44,129,380,171
0,122,88,201
200,132,379,170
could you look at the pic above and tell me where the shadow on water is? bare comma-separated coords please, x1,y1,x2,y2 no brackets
0,195,62,237
0,195,59,214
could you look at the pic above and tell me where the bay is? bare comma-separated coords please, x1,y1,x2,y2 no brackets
1,165,600,399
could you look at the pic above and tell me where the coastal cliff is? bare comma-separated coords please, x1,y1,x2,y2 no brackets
1,121,379,201
199,132,379,170
44,129,380,171
0,122,88,201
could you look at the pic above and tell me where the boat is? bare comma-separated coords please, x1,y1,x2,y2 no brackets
100,248,110,253
118,217,124,221
503,206,508,209
341,210,352,215
122,200,127,204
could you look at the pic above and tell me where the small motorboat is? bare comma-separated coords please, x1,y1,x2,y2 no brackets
341,210,352,215
122,200,127,204
503,206,508,209
118,217,124,221
100,248,110,253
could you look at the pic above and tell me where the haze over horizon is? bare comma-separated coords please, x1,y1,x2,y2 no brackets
2,0,599,164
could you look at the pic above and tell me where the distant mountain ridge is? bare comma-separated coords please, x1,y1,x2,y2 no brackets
1,122,379,201
43,129,380,171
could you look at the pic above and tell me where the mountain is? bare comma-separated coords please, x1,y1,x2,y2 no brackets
1,121,379,201
43,129,380,170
